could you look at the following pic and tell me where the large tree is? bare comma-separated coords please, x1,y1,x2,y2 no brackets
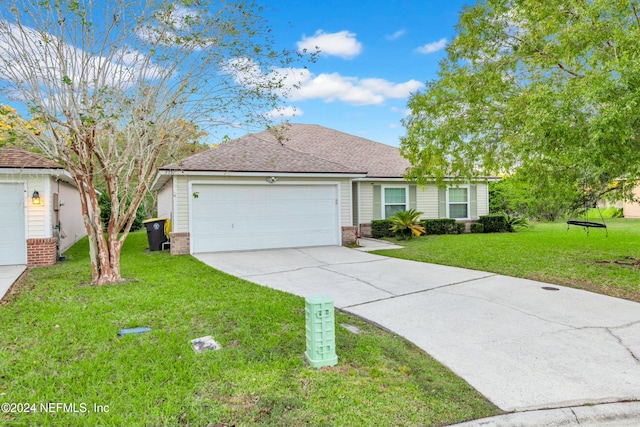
0,104,42,146
401,0,640,199
0,0,300,284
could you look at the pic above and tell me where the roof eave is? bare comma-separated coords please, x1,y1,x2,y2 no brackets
151,169,368,191
353,175,503,182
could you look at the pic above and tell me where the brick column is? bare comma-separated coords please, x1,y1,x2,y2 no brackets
169,232,190,255
341,226,358,246
27,238,58,267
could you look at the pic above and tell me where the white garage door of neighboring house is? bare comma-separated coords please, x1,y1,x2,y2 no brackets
191,184,339,253
0,183,26,265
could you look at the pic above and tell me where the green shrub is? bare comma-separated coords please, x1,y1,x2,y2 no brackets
98,193,146,232
503,213,528,232
389,209,425,240
470,223,484,233
455,222,466,234
371,219,394,238
421,218,463,235
479,214,509,233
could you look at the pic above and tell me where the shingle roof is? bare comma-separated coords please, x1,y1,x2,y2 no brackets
162,124,409,177
162,132,364,174
276,124,410,178
0,148,63,169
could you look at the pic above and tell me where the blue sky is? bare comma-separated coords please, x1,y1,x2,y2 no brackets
0,0,471,148
258,0,471,146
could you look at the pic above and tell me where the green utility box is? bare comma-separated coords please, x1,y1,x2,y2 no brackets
304,295,338,368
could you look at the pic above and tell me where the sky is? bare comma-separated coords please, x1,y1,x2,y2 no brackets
0,0,472,148
256,0,471,147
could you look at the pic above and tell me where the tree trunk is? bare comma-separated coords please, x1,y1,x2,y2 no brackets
75,174,125,285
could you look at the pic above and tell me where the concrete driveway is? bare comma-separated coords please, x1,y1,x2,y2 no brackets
195,246,640,413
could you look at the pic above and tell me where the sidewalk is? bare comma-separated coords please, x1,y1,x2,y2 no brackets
0,264,26,302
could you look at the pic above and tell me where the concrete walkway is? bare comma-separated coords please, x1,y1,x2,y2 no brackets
196,245,640,417
0,264,26,302
353,237,404,252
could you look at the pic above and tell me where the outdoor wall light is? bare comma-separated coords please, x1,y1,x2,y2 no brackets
266,176,278,184
32,190,41,205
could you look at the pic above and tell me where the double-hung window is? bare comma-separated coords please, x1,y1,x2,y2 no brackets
383,187,407,218
448,187,469,219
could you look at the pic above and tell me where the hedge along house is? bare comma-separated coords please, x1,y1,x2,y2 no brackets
0,148,86,267
151,124,494,255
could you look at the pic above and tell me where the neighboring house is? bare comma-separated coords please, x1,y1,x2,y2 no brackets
623,185,640,218
0,148,86,267
151,124,495,255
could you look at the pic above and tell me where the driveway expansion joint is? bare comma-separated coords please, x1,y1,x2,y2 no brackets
317,265,395,297
342,274,498,309
437,287,578,329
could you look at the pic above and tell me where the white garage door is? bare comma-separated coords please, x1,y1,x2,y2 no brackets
191,184,339,253
0,183,26,265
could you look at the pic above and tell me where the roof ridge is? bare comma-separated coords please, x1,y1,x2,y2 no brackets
264,129,369,173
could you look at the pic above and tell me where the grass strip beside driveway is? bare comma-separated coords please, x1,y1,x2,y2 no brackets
0,232,498,427
375,219,640,303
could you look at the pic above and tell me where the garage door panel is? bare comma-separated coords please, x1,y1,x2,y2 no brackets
191,184,339,253
0,183,26,265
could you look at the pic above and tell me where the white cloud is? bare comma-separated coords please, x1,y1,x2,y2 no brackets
289,70,423,105
264,106,302,119
156,5,200,30
0,21,166,93
225,58,424,106
386,29,406,41
297,30,362,59
416,37,447,54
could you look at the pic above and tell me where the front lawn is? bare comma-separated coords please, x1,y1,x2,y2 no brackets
375,219,640,302
0,232,498,427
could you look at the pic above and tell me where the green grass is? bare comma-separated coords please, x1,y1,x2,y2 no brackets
375,219,640,302
0,232,499,427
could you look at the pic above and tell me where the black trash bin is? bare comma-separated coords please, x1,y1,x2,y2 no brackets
143,218,169,251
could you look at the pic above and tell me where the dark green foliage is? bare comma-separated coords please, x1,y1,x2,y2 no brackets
502,213,528,232
488,175,578,221
421,218,464,235
470,223,484,233
98,192,145,232
371,219,394,238
479,214,509,233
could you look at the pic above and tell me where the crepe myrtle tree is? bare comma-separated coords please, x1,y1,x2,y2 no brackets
0,0,306,284
401,0,640,198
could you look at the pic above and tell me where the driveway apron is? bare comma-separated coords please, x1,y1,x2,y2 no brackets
195,246,640,412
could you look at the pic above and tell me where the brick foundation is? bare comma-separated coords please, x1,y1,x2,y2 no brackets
359,223,372,238
27,238,58,267
341,226,358,246
458,220,478,233
170,232,190,255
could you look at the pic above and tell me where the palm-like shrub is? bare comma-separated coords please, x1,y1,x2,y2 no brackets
502,213,528,232
389,209,426,240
